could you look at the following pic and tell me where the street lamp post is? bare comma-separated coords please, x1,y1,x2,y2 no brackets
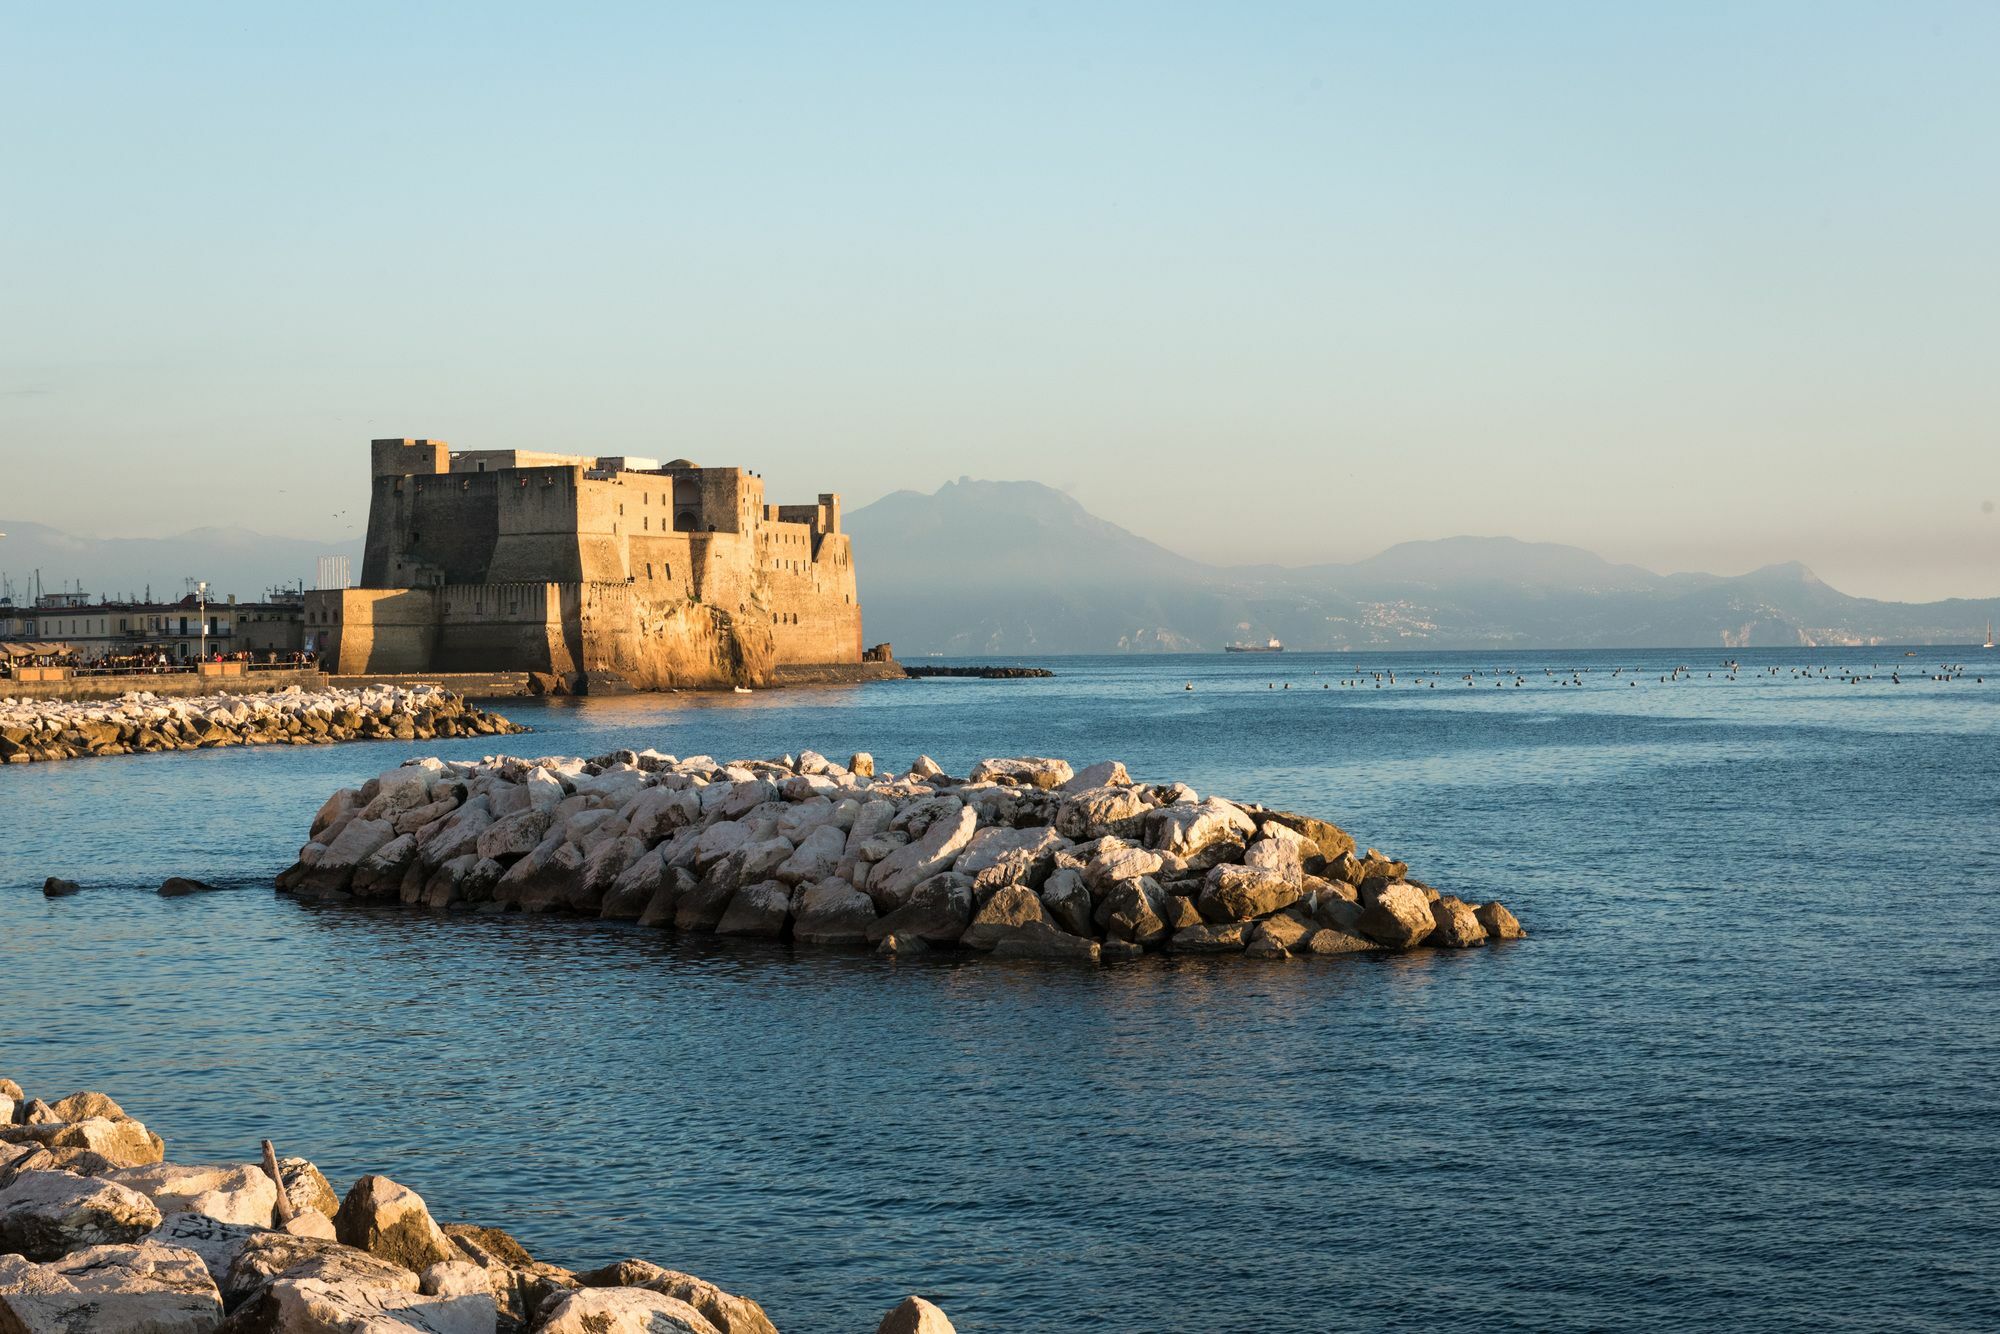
197,581,209,662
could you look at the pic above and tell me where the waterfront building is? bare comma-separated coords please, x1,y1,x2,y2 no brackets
304,439,864,688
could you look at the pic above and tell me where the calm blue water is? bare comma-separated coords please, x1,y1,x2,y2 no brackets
3,649,1997,1332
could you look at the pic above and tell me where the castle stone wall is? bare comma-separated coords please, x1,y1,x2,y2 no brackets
335,442,865,688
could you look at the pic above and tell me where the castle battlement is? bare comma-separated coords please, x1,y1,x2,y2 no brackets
310,440,863,689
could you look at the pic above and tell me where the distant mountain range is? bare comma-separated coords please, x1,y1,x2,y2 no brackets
844,479,2000,653
0,519,360,605
9,489,1996,652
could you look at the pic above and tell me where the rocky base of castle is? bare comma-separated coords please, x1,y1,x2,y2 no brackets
279,749,1525,961
0,1076,954,1334
0,685,527,765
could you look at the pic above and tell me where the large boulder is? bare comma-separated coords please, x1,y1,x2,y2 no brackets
690,821,751,869
475,808,554,863
301,817,395,893
865,874,973,946
333,1176,456,1273
673,862,744,933
624,788,701,844
638,870,697,929
1476,901,1526,940
536,1286,720,1333
774,825,847,886
573,836,646,913
0,1146,119,1189
351,835,420,899
1053,786,1148,841
46,1091,132,1123
1168,922,1248,954
1197,865,1300,923
1094,878,1167,946
990,924,1101,962
1037,870,1093,938
1304,928,1380,955
843,800,897,854
878,1294,957,1334
1082,843,1162,891
221,1232,420,1309
1246,911,1313,954
715,883,790,939
0,1171,163,1261
0,1240,223,1334
144,1211,269,1288
1357,882,1437,949
1259,810,1357,865
105,1162,278,1227
1146,797,1255,857
1241,837,1304,883
1059,760,1129,793
953,826,1067,880
600,847,673,920
958,885,1053,951
224,1276,495,1333
867,806,977,907
967,757,1073,790
1426,896,1487,948
791,882,877,947
0,1117,165,1169
438,1223,566,1331
575,1259,773,1334
734,837,795,886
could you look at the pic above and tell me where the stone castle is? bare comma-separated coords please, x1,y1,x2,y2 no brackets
304,439,865,689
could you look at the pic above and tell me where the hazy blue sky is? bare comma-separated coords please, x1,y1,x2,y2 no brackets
4,2,1997,601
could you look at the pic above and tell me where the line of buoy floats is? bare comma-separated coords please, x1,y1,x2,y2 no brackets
1180,659,1988,692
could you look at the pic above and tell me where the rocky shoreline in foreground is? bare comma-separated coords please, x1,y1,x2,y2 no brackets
0,685,527,765
0,1076,954,1333
279,749,1524,960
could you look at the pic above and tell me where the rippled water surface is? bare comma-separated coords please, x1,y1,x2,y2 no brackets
3,650,1997,1332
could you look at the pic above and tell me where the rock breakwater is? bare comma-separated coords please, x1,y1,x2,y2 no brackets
281,749,1524,961
0,685,526,764
0,1076,951,1332
901,666,1055,679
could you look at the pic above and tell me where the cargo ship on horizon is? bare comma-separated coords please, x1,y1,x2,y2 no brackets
1224,637,1284,653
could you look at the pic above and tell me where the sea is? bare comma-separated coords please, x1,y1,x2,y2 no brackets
3,648,1996,1332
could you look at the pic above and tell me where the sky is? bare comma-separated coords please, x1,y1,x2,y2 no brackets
2,1,1997,602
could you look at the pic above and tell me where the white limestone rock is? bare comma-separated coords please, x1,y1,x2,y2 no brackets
0,1171,164,1261
105,1162,278,1228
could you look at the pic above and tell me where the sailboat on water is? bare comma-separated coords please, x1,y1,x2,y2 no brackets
1985,621,1995,650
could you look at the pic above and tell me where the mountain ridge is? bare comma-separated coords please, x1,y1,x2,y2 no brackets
9,486,1996,652
844,479,2000,653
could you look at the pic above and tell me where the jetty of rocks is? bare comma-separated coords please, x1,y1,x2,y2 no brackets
0,685,526,764
0,1075,954,1333
901,665,1055,679
280,750,1524,961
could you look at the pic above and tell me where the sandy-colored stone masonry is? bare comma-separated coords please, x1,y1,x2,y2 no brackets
306,440,863,689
